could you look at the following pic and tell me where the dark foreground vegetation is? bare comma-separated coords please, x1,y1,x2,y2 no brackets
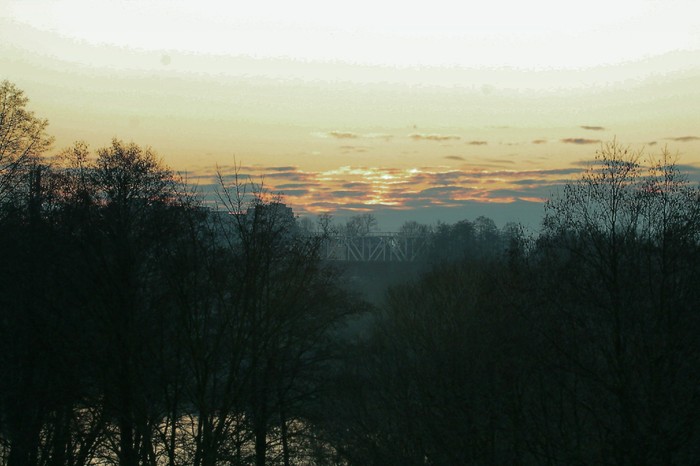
2,80,700,465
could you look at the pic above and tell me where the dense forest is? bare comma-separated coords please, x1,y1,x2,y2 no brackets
2,80,700,465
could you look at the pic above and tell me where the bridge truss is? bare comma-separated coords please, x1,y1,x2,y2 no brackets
320,234,429,262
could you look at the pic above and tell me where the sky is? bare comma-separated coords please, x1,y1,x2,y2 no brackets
1,0,699,229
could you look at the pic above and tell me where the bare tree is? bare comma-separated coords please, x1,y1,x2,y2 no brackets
214,168,357,466
53,139,187,466
344,213,378,237
0,81,53,206
538,140,700,464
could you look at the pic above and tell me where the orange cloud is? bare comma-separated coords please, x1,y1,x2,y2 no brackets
190,164,583,216
332,168,569,211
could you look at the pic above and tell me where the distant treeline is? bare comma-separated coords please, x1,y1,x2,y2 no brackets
2,80,700,466
304,210,524,262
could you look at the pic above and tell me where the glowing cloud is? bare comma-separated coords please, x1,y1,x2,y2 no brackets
194,164,585,215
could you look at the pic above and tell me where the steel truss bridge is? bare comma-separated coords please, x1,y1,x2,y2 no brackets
320,234,429,262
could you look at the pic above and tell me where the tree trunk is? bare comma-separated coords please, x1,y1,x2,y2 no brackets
254,414,268,466
280,402,291,466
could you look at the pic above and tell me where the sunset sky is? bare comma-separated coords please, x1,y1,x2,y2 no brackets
2,0,699,229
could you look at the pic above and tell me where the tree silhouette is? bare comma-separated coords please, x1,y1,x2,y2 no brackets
343,213,378,237
54,139,188,466
214,171,358,466
0,81,53,208
537,140,700,464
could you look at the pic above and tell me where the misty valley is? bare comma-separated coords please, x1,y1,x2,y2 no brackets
3,81,700,466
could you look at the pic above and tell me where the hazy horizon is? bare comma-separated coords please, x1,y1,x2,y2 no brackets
2,1,699,229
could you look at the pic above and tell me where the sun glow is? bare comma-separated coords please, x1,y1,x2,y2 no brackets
194,164,580,215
